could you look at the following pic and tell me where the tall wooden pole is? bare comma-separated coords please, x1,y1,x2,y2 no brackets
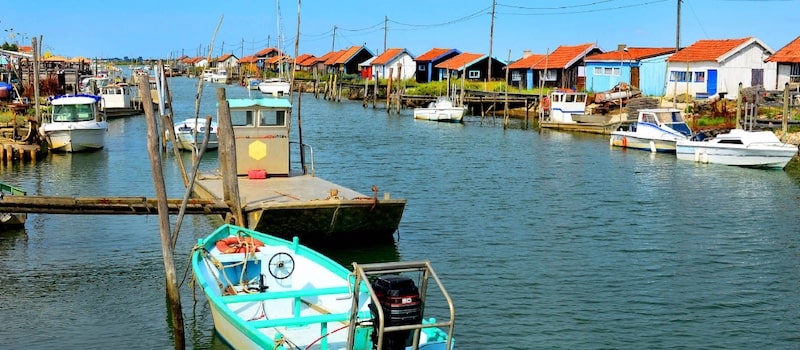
488,0,496,82
139,75,185,350
676,0,681,52
216,88,244,226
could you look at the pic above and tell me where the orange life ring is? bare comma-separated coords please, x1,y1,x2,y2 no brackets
215,236,265,254
622,137,627,147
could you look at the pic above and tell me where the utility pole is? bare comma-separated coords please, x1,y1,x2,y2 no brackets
488,0,496,81
331,25,337,52
384,16,388,53
676,0,681,51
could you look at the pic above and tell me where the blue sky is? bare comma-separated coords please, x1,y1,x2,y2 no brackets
2,0,798,60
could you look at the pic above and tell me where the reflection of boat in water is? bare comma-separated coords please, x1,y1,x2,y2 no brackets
609,108,692,153
0,182,26,229
539,90,624,134
193,96,406,246
39,94,108,152
675,128,798,169
191,223,456,350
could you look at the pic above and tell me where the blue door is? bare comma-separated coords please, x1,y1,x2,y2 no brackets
707,69,717,95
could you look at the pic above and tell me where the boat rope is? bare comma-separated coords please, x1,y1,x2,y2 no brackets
304,324,351,350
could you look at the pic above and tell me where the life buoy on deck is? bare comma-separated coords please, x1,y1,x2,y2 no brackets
215,236,265,254
621,137,627,147
540,96,550,111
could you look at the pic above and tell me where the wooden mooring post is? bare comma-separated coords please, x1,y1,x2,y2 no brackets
139,74,186,349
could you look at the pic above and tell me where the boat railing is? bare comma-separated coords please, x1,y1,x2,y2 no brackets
347,261,456,350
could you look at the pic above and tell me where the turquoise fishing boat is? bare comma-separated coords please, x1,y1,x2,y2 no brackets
0,181,27,229
191,224,455,349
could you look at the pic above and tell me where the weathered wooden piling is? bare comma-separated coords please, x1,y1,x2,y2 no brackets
138,75,186,349
216,87,244,226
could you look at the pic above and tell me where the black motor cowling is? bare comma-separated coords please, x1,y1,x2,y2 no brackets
369,275,422,350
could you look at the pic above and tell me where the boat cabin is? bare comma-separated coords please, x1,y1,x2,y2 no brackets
228,98,293,176
546,90,588,123
50,95,103,122
633,108,692,136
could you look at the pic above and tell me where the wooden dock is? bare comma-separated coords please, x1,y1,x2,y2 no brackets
0,195,231,215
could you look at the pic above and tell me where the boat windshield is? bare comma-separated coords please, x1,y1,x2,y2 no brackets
655,110,692,136
53,104,94,122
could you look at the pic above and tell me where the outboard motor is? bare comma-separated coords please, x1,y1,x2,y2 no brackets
369,275,422,350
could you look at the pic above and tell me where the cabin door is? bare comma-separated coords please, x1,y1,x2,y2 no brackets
630,67,640,88
706,69,718,95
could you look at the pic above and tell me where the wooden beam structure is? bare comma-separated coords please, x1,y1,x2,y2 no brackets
0,196,231,215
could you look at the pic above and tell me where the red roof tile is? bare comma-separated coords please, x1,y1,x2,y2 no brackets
324,50,346,65
334,46,365,64
372,48,405,65
766,36,800,63
255,47,280,57
585,47,676,61
238,55,258,63
667,37,751,62
507,54,546,69
267,55,290,64
531,43,596,69
295,53,317,66
435,52,485,70
416,48,456,62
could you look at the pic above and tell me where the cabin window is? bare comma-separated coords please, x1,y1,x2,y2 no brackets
543,70,556,81
669,71,689,82
231,110,255,126
575,94,587,103
593,67,602,75
418,64,426,71
565,94,575,102
790,63,800,83
468,70,480,79
260,110,286,127
642,113,657,124
694,72,705,83
511,71,521,81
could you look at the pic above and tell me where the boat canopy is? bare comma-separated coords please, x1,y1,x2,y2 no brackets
226,98,292,109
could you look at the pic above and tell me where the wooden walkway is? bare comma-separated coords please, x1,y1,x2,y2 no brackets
0,195,231,215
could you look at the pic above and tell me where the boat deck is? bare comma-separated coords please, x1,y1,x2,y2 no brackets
192,171,406,245
194,171,368,207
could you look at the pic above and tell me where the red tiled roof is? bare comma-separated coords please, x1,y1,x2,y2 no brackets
267,55,290,64
218,53,234,62
255,47,279,57
766,36,800,63
295,53,317,66
585,47,675,61
334,46,365,64
531,43,596,69
238,55,258,63
435,52,485,70
507,54,546,69
416,48,456,62
372,48,405,65
323,50,346,65
667,37,751,62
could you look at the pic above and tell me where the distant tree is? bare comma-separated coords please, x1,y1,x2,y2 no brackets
1,42,18,51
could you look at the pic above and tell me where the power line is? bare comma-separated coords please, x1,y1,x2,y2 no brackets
496,0,669,15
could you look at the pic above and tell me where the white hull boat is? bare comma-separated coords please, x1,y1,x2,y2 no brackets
676,129,798,169
192,224,456,350
258,78,290,97
413,97,466,122
173,118,219,151
40,94,108,152
610,108,692,153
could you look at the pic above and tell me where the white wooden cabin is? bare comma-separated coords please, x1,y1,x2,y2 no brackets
665,37,776,99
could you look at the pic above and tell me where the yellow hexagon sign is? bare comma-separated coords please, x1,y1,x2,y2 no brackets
249,140,267,160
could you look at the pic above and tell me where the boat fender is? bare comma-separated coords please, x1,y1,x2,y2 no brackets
215,236,265,254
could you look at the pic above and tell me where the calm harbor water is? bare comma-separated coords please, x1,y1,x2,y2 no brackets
1,76,799,349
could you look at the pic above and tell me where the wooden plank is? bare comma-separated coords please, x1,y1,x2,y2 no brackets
0,195,230,215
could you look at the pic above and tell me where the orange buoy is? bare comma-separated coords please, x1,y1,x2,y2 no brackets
215,236,265,254
621,137,627,147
